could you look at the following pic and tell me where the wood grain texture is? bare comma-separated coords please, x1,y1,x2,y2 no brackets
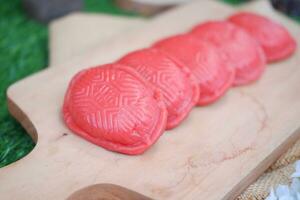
49,13,144,65
1,1,300,199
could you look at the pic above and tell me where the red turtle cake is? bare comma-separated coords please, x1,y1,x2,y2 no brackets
118,48,199,129
63,64,168,155
63,12,297,155
154,34,235,105
191,21,266,86
229,12,297,62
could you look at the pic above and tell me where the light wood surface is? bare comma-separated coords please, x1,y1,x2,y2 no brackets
1,1,300,199
49,13,144,65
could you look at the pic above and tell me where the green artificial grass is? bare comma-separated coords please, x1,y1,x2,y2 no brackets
0,0,47,168
223,0,250,5
0,0,298,168
84,0,137,15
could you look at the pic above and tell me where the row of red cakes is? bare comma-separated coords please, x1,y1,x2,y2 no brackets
63,12,297,155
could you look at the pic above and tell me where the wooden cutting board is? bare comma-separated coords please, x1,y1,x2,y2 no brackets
1,1,300,199
49,13,144,65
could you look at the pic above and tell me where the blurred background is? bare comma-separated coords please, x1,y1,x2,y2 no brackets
0,0,300,168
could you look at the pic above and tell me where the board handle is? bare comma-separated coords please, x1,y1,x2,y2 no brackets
7,96,38,142
67,184,153,200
